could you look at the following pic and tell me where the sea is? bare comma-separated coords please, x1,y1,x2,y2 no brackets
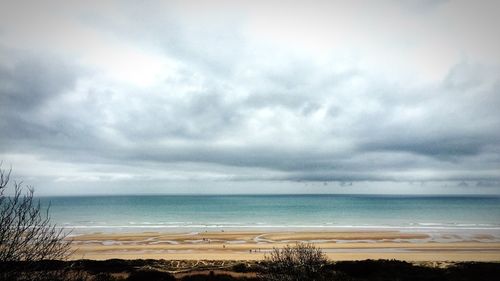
38,194,500,237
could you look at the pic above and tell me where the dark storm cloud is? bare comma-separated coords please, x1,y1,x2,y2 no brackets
0,49,76,109
358,62,500,162
363,137,484,158
0,48,82,148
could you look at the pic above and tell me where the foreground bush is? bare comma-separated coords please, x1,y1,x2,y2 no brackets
0,166,71,262
0,165,73,280
260,243,338,281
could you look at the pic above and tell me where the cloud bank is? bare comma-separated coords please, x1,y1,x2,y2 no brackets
0,0,499,194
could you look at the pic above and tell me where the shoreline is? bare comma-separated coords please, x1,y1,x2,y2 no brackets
69,230,500,261
65,225,500,237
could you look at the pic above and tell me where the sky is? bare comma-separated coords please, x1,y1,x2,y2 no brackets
0,0,499,195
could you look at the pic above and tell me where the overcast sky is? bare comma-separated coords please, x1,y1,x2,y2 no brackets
1,0,499,195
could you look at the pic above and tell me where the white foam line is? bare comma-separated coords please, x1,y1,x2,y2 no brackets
64,225,500,230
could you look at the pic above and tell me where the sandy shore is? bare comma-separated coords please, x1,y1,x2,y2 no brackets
69,230,500,261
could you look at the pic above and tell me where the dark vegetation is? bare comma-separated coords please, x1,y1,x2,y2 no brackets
260,243,338,281
1,259,500,281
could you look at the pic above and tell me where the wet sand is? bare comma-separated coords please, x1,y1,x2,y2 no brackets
69,230,500,261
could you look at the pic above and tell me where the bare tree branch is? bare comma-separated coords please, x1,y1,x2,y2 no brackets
0,165,71,263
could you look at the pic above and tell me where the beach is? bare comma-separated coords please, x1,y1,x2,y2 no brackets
40,195,500,262
69,230,500,261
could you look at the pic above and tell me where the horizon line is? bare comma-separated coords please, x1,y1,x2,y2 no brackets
34,193,500,198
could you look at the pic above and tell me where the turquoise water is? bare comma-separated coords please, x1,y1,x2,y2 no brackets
38,195,500,234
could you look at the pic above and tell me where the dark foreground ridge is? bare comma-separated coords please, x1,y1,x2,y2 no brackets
1,259,500,281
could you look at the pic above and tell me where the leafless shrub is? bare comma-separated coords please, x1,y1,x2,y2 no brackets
0,164,73,280
260,243,333,281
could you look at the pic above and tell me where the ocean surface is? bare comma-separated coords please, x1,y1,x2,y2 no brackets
38,195,500,235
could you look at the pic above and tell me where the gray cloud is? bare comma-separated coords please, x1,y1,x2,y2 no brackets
0,48,82,149
0,49,77,109
0,0,499,194
358,62,500,163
